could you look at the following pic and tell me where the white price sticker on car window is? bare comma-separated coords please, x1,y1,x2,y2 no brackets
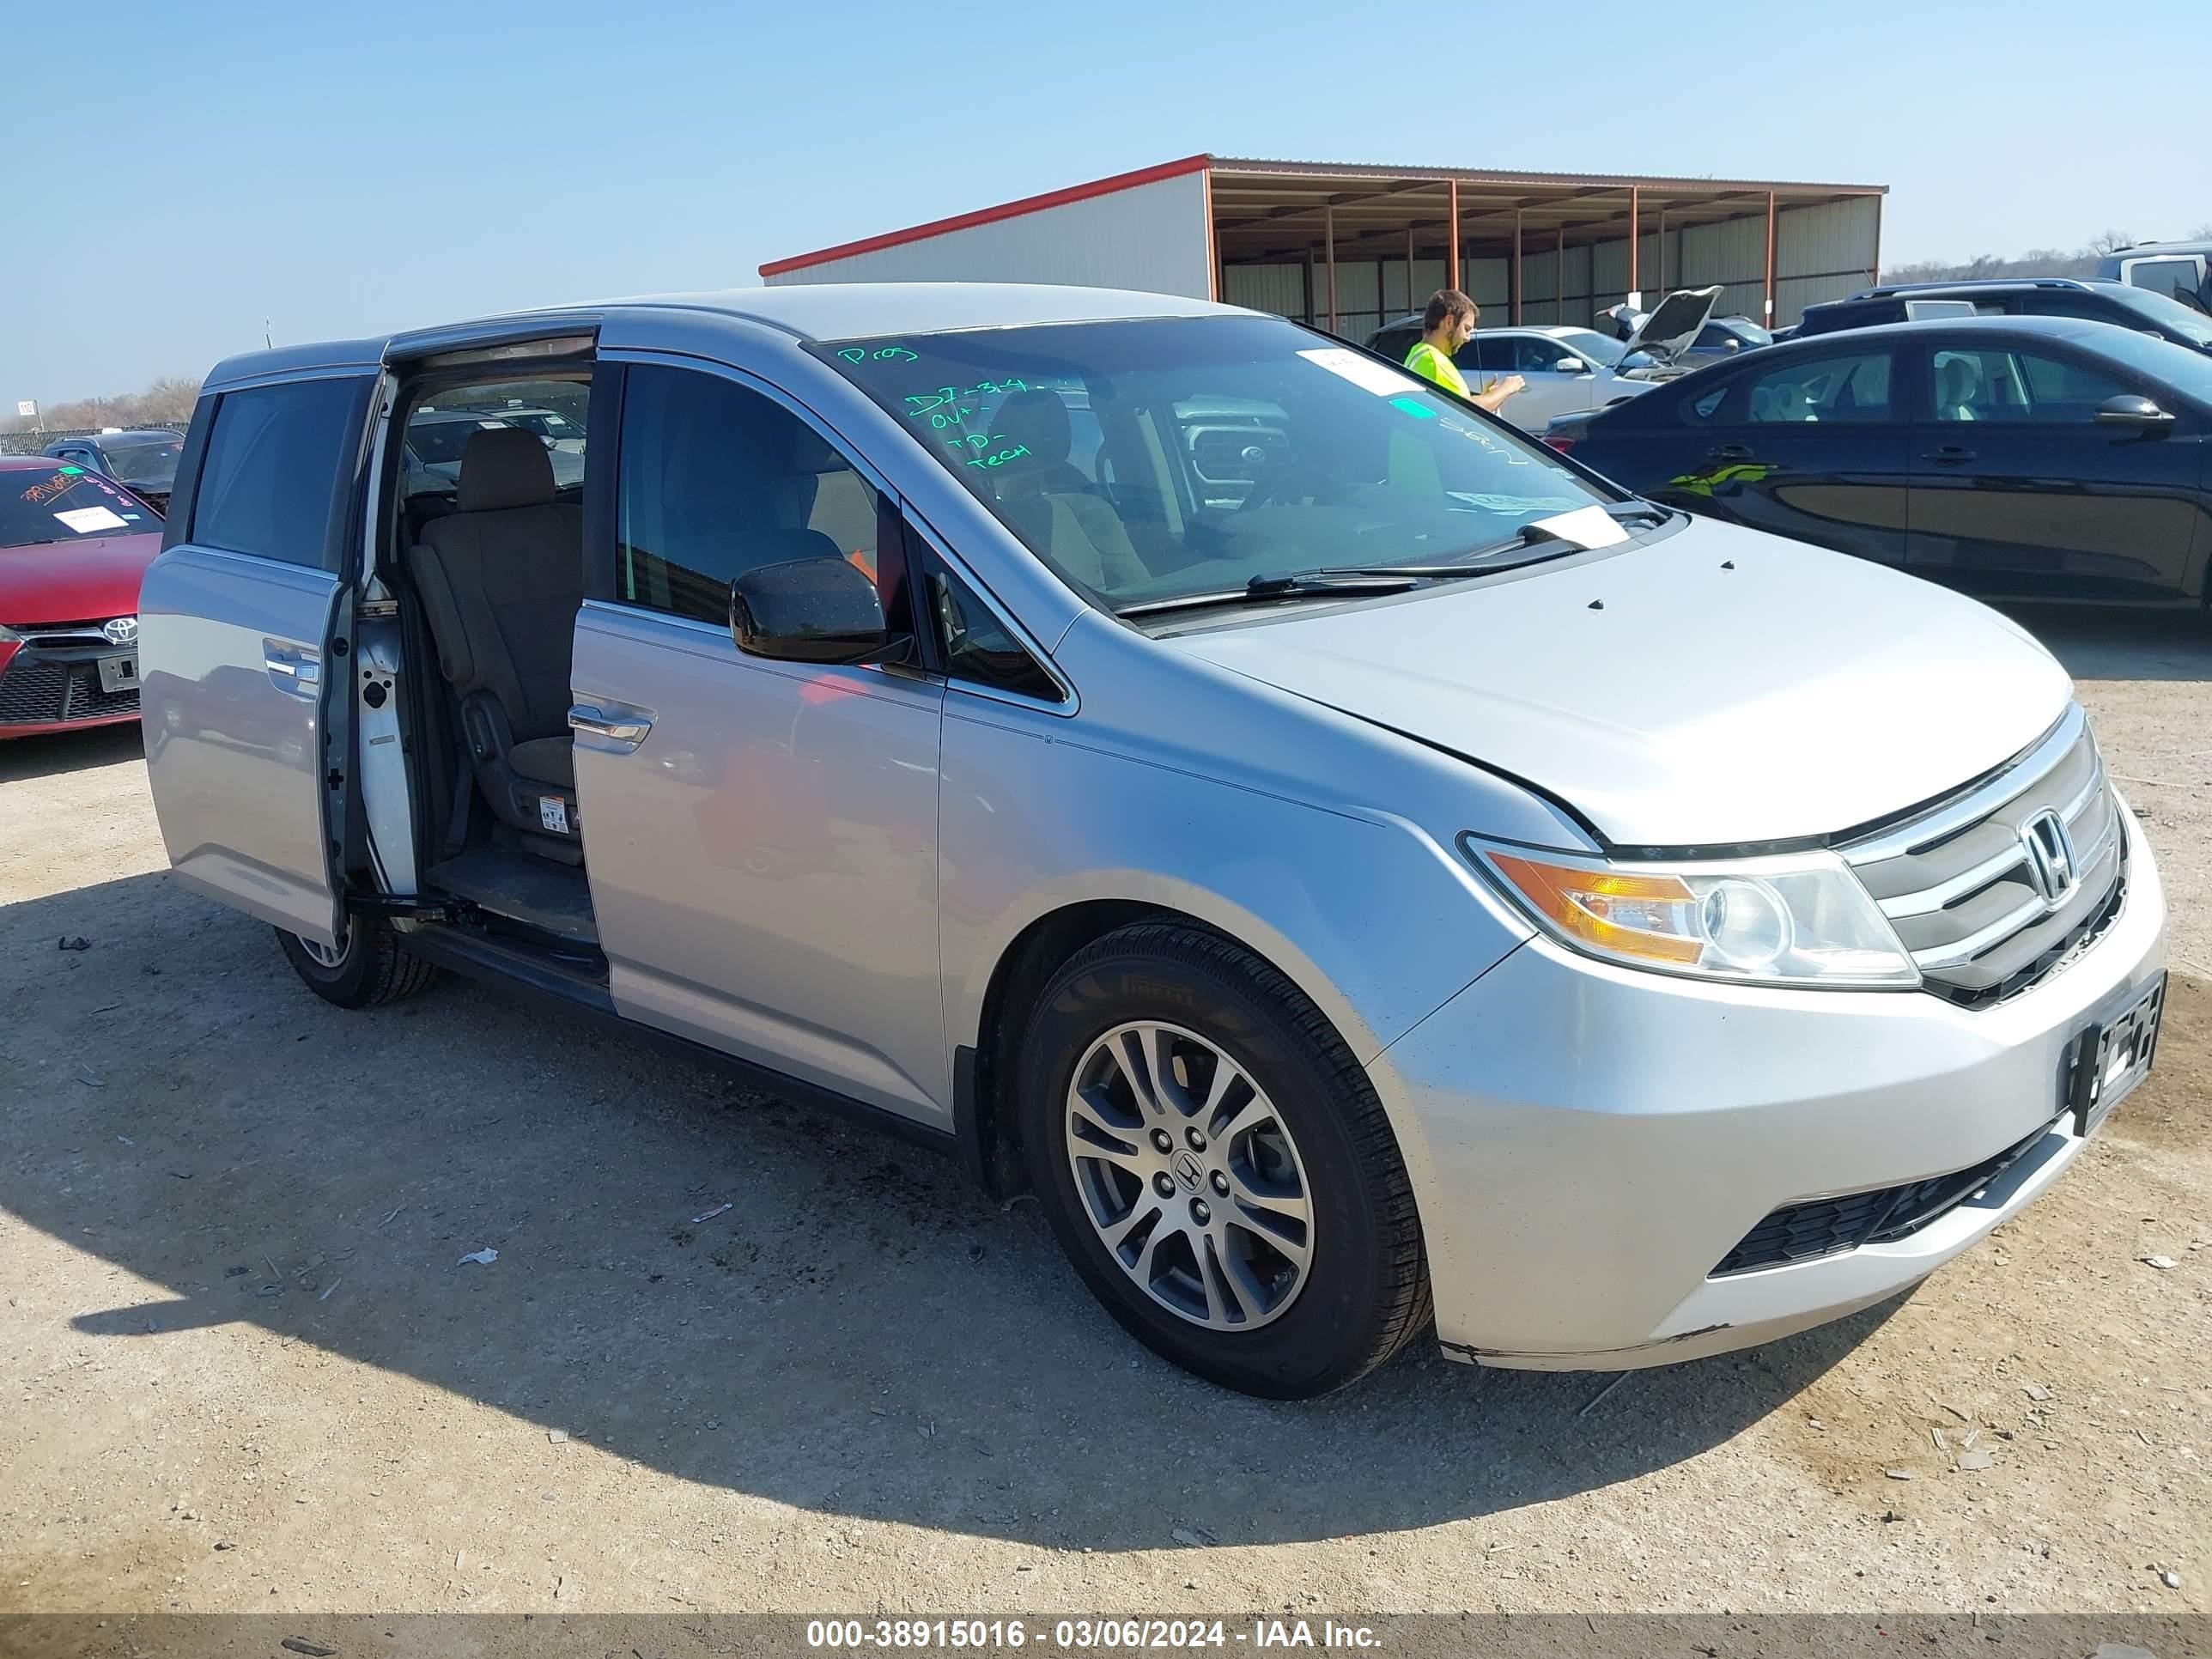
53,504,131,535
1297,347,1419,397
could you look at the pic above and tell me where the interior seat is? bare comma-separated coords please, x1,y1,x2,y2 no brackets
412,426,586,848
1935,356,1983,422
988,391,1149,592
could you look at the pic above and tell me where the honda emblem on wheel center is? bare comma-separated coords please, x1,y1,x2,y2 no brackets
1171,1150,1205,1191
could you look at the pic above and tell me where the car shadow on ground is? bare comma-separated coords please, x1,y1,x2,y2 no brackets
2000,603,2212,683
1,870,1906,1552
0,722,143,784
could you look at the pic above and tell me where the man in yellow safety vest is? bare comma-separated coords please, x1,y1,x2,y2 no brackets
1403,289,1522,416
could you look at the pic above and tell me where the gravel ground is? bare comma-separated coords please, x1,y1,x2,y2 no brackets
0,604,2204,1620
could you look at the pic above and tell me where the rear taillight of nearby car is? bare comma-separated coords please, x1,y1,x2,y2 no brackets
1543,434,1576,454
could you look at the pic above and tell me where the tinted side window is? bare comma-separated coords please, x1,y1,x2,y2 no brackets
191,378,368,568
616,365,881,624
1744,350,1891,423
1928,347,2129,421
929,565,1061,702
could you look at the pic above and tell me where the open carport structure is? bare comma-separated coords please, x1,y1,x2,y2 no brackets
761,155,1887,337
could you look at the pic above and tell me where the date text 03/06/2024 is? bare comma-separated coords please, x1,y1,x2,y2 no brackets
805,1618,1382,1650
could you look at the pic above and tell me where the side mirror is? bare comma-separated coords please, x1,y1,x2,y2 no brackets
730,555,902,665
1553,357,1589,374
2094,393,2174,428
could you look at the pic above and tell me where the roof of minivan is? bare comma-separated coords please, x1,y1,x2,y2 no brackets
204,284,1238,390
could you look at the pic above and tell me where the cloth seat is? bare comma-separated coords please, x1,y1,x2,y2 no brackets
412,426,586,841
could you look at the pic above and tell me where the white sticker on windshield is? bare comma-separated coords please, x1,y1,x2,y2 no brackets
52,505,130,535
1297,347,1418,398
1528,504,1630,550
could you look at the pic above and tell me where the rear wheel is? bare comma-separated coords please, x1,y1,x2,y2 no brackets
275,915,441,1009
1018,921,1430,1397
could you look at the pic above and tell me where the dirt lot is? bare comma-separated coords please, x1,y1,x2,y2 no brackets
1,605,2204,1620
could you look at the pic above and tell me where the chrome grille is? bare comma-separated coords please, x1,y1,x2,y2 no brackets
1844,705,2124,1006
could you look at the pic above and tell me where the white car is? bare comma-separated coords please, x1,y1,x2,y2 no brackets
1368,288,1721,428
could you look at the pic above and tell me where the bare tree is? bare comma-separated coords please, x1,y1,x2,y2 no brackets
2087,228,2136,256
0,374,204,435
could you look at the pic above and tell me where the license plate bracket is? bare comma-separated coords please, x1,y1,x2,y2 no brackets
2063,971,2165,1137
96,653,139,694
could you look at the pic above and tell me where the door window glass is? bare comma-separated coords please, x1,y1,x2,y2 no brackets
1927,347,2127,422
929,564,1061,702
1744,351,1892,423
2124,257,2203,301
616,365,882,624
191,377,368,568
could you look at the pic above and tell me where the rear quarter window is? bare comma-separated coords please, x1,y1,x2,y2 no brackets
190,377,372,569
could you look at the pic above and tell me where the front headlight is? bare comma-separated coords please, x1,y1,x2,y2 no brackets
0,625,18,643
1464,838,1918,989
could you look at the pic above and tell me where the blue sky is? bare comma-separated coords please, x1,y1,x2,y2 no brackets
5,0,2207,402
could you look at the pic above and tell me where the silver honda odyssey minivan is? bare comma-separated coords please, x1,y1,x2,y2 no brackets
137,283,2166,1397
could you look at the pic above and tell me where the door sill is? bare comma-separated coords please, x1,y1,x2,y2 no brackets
398,923,958,1158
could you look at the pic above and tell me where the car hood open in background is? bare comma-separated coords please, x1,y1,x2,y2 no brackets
1167,520,2074,848
0,531,164,625
1602,285,1723,368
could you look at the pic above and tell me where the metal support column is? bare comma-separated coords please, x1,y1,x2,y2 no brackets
1656,205,1666,294
1405,225,1416,313
1446,179,1461,291
1512,206,1524,324
1871,191,1884,284
1556,225,1566,324
1627,185,1640,305
1764,190,1778,325
1324,205,1339,334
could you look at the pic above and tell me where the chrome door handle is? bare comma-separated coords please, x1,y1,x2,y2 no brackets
1923,446,1975,465
263,639,321,696
569,703,653,749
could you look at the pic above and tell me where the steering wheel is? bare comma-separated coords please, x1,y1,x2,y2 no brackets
1237,455,1340,513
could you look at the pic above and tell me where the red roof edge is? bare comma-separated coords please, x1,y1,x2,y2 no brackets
758,155,1214,278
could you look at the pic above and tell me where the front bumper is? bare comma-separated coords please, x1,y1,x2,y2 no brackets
1368,806,2166,1370
0,640,141,736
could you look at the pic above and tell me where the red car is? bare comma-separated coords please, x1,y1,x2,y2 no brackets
0,456,164,736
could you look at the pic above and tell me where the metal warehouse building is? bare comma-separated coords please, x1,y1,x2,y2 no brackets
762,154,1887,336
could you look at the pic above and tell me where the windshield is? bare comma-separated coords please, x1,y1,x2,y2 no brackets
407,416,512,465
818,315,1613,613
99,436,184,489
1,465,161,548
1549,329,1627,367
2106,284,2212,348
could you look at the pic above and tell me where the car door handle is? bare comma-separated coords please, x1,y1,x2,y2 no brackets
1706,444,1754,462
263,640,321,697
1923,446,1976,465
569,703,653,750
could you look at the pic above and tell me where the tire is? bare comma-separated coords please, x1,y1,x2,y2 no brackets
274,915,441,1009
1017,921,1430,1398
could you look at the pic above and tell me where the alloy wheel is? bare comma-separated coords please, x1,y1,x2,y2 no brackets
1063,1020,1314,1331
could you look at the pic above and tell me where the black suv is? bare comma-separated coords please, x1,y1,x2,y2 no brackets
1796,278,2212,354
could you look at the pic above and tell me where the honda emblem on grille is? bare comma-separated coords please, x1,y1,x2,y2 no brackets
2020,808,2077,906
101,616,139,646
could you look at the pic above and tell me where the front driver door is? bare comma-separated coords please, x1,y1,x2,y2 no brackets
1650,343,1911,566
570,358,950,1124
140,372,377,948
1905,337,2203,596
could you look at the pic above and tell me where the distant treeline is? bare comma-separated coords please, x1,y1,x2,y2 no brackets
3,376,203,434
1885,225,2211,286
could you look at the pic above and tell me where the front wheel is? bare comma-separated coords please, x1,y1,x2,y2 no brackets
275,915,441,1009
1018,921,1430,1397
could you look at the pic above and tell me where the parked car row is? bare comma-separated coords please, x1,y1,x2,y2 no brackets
0,457,162,736
1545,313,2212,605
1364,286,1727,428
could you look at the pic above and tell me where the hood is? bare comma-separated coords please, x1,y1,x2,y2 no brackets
0,532,164,626
1619,286,1723,364
1167,520,2073,847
